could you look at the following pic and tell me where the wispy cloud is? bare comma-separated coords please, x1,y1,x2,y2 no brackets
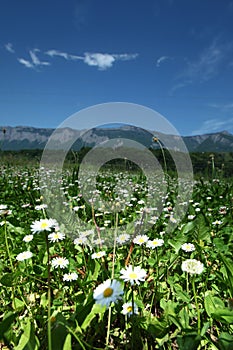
17,58,34,69
45,49,83,60
29,49,50,67
5,42,15,53
45,49,138,70
156,55,169,67
18,49,50,69
171,37,233,93
192,117,233,135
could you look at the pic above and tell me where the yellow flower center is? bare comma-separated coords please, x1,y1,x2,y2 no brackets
103,287,113,298
41,222,48,229
129,272,138,279
127,306,132,313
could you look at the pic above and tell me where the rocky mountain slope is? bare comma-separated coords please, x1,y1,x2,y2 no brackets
0,126,233,152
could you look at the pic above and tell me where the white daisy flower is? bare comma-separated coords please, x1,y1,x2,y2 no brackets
16,251,33,261
23,234,34,242
48,232,65,243
35,204,48,210
63,272,78,281
181,243,195,252
51,257,69,269
120,265,147,285
133,234,149,245
30,218,58,234
74,236,88,245
116,233,130,244
212,220,223,225
122,301,139,316
91,251,106,259
93,279,123,309
181,259,204,275
146,238,164,249
188,215,195,220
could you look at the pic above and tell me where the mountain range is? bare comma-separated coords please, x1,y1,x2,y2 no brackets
0,126,233,152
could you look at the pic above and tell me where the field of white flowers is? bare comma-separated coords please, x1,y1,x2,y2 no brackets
0,165,233,350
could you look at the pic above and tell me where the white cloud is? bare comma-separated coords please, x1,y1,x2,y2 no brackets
17,58,34,69
45,49,83,61
192,117,233,135
29,49,50,66
5,42,15,53
46,49,138,70
84,53,115,70
156,56,169,67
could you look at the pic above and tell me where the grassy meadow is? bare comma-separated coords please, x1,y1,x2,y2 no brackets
0,150,233,349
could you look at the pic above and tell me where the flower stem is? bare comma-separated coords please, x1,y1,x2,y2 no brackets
192,277,201,335
45,233,52,350
4,219,16,308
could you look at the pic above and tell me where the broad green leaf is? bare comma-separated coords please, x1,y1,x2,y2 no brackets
177,333,201,350
12,297,25,312
14,320,31,350
211,309,233,324
0,312,17,339
204,293,225,317
1,272,16,287
218,332,233,350
63,334,72,350
81,303,105,331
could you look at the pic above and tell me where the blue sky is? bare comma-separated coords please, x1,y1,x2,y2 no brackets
1,0,233,136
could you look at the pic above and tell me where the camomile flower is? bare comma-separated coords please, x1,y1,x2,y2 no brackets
91,251,106,259
212,220,222,225
133,234,149,245
93,279,123,309
146,238,164,249
74,236,88,245
16,251,33,261
181,243,195,252
120,265,147,285
63,272,78,282
122,301,139,316
48,231,65,243
51,257,69,269
23,234,34,242
35,204,48,210
181,259,204,275
116,233,130,244
30,218,57,234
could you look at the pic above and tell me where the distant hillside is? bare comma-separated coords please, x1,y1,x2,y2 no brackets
0,126,233,152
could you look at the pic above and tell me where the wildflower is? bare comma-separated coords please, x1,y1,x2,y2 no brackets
74,236,88,245
23,234,34,242
122,301,139,316
181,243,195,252
133,234,149,245
30,218,57,234
51,257,69,269
48,231,65,243
91,251,106,259
212,220,222,225
146,238,164,249
16,251,33,261
181,259,204,275
188,215,195,220
93,279,123,308
120,265,147,285
35,204,48,210
63,272,78,281
116,233,130,244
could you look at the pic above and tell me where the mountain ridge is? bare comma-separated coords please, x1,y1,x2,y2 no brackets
0,125,233,152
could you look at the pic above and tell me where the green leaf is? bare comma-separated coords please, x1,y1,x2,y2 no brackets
12,298,25,312
218,332,233,350
219,253,233,296
14,320,31,350
211,309,233,324
0,312,17,339
63,334,72,350
81,303,105,331
1,272,16,286
204,293,225,317
177,333,201,350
